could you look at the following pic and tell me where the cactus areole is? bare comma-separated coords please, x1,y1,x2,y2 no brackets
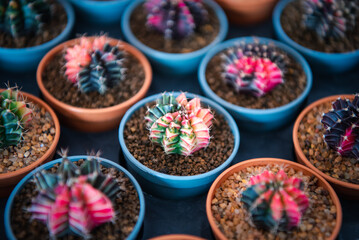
241,170,309,231
221,41,286,97
28,156,120,238
321,94,359,160
145,93,213,156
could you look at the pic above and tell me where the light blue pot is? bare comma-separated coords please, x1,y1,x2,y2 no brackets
198,37,313,131
118,92,240,199
273,0,359,73
121,0,228,75
67,0,130,24
0,0,75,72
4,156,145,240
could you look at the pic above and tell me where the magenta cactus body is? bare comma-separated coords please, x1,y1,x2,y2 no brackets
241,170,309,231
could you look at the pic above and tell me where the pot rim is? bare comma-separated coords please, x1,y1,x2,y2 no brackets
149,234,206,240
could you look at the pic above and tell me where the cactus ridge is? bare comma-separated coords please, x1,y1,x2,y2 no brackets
221,41,287,97
28,156,120,238
144,0,208,39
321,94,359,160
241,170,309,232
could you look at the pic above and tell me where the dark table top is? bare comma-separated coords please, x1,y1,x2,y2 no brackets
1,15,359,240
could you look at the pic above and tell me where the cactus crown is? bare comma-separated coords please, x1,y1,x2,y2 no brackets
144,92,213,156
28,154,120,238
241,170,309,231
221,41,287,97
301,0,359,39
0,87,32,148
144,0,208,39
64,36,126,95
0,0,52,38
321,94,359,160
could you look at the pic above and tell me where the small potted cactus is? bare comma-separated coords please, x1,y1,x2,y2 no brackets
5,153,145,240
0,0,75,72
206,158,342,240
293,94,359,197
0,86,60,197
121,0,228,74
37,35,152,132
119,92,240,199
273,0,359,72
198,36,312,131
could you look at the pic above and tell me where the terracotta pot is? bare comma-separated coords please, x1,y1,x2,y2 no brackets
149,234,205,240
293,94,359,198
206,158,342,240
37,36,152,132
0,90,60,197
215,0,279,25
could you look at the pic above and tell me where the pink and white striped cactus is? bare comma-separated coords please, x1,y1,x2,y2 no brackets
145,93,213,156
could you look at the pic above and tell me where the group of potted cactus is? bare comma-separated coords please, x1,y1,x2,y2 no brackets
0,0,358,239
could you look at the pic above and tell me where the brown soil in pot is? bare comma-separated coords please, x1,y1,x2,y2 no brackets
211,164,337,240
0,0,67,49
0,104,55,174
10,159,141,240
205,48,306,109
297,101,359,184
281,0,359,53
124,104,234,176
129,3,220,53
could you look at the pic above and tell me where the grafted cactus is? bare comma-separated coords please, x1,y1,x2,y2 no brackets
241,170,309,231
321,94,359,160
0,0,52,38
221,41,286,97
0,87,32,148
145,93,213,156
302,0,359,39
144,0,208,39
28,155,120,238
64,36,126,94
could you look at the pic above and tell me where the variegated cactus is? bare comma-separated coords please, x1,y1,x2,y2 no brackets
28,155,119,238
0,87,32,148
144,0,208,39
145,93,213,156
221,41,286,97
241,170,309,231
321,95,359,160
64,36,126,94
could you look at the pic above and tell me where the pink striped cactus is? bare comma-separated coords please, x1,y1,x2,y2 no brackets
241,170,309,231
28,155,119,238
145,93,213,156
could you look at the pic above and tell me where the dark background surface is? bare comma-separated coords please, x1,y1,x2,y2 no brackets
1,12,359,240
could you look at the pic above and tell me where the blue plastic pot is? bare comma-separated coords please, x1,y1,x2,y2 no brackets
4,156,145,240
67,0,130,24
118,92,240,199
0,0,75,72
198,37,313,131
273,0,359,73
121,0,228,75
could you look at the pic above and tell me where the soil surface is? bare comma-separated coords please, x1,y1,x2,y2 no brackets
10,159,141,240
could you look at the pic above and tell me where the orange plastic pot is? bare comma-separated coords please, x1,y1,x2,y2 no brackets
293,94,359,198
149,234,205,240
206,158,342,240
0,90,60,197
215,0,279,25
37,36,152,132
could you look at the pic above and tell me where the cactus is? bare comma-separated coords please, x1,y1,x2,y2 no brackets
145,92,213,156
144,0,208,39
0,0,52,38
0,87,32,148
301,0,359,39
28,155,120,238
221,41,286,97
321,95,359,160
64,36,126,95
241,170,309,231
